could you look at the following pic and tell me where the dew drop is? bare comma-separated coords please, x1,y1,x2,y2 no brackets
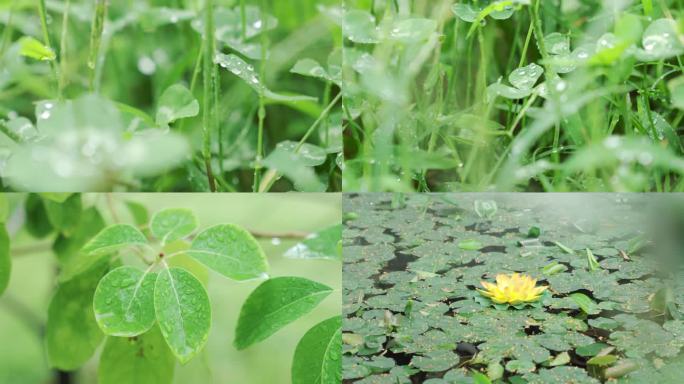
137,56,156,75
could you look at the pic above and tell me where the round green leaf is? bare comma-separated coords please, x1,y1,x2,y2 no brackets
154,267,210,364
150,208,198,244
292,316,342,384
99,325,175,384
458,239,483,250
93,266,157,336
46,263,107,370
0,225,10,296
186,224,268,281
155,84,199,126
234,277,333,350
82,224,148,255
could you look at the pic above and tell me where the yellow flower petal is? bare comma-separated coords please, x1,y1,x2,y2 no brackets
477,273,546,306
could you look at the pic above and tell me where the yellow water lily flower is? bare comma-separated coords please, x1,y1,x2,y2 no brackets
477,273,547,305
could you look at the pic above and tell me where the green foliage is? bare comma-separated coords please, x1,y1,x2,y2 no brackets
98,325,175,384
46,263,107,370
343,193,684,382
234,276,333,350
93,266,157,337
285,224,343,260
1,0,341,192
18,36,55,61
292,316,342,384
343,1,684,192
82,224,148,255
154,267,211,364
187,224,269,281
0,193,341,382
149,208,198,245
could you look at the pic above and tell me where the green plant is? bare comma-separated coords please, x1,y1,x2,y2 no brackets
342,193,684,383
343,0,684,192
0,0,341,192
0,193,341,383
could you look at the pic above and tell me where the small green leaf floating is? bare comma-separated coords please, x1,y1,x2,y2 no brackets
155,84,199,126
285,224,342,261
19,36,56,61
150,208,198,245
458,239,482,250
154,267,210,364
291,316,342,384
82,224,148,255
186,224,269,281
234,276,333,350
93,266,157,337
99,325,175,384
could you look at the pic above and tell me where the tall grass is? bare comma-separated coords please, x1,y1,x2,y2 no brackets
343,0,684,192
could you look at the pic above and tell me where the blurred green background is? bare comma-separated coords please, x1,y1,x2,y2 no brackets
0,193,341,384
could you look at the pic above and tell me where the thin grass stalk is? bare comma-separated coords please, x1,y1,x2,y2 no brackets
37,0,61,99
203,0,217,192
87,0,107,92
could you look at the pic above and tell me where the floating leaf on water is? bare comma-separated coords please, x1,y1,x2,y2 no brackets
458,238,483,250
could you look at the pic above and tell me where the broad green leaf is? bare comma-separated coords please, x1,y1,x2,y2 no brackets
82,224,148,255
186,224,268,281
214,53,316,103
18,36,56,61
150,208,198,244
24,193,54,238
292,316,342,384
0,225,10,296
43,193,82,235
46,263,107,370
234,277,333,350
155,84,199,126
99,325,175,384
285,224,342,261
93,266,157,336
154,267,210,364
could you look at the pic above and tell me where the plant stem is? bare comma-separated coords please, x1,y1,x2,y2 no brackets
252,0,269,192
87,0,107,92
58,0,70,97
202,0,217,192
37,0,61,99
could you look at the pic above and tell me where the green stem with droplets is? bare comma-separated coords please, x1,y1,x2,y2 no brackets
87,0,107,92
203,0,217,192
37,0,61,99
